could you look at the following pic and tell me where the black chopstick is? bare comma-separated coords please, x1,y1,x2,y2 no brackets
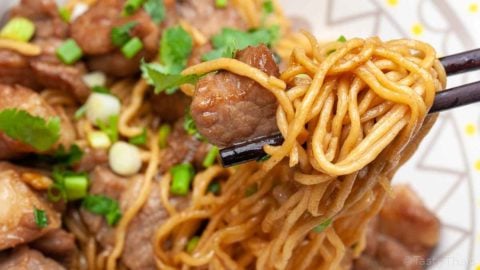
220,49,480,167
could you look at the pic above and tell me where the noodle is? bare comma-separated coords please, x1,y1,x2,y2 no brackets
0,39,41,56
154,34,445,269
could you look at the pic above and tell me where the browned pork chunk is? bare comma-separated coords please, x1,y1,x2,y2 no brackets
80,166,189,270
0,84,75,159
71,0,161,77
0,163,61,251
191,45,279,146
0,246,65,270
9,0,69,39
177,0,247,38
353,185,440,270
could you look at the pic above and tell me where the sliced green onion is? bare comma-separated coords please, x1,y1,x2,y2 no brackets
186,236,200,253
97,115,119,143
34,208,48,228
245,184,258,197
58,7,72,22
262,0,274,14
158,124,171,149
207,181,221,195
56,39,83,65
123,0,146,15
202,146,219,168
121,37,143,59
92,86,111,94
170,163,195,196
88,131,112,149
47,182,66,202
337,35,347,42
64,174,89,201
313,218,332,233
0,17,35,42
74,105,87,120
215,0,228,8
129,128,147,146
111,21,138,47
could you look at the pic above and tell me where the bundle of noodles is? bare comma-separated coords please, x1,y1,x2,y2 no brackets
153,33,446,270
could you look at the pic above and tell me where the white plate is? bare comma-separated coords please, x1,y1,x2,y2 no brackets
279,0,480,269
2,0,479,269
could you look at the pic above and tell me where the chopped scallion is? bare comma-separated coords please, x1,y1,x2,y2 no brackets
82,195,122,226
170,163,195,196
97,115,119,143
202,146,219,168
56,39,83,65
215,0,228,8
87,131,112,149
0,17,35,42
186,236,200,253
92,86,111,94
34,208,48,228
111,21,138,47
121,37,143,59
58,7,72,22
313,218,332,233
158,124,171,149
263,0,274,14
64,174,89,201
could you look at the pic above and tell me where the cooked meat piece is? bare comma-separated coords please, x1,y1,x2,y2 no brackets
30,60,90,100
31,229,76,258
9,0,69,39
151,92,192,123
160,119,210,173
352,185,440,270
177,0,247,38
72,0,160,77
0,39,89,101
191,45,279,146
75,148,109,172
379,185,440,258
80,166,128,247
0,246,65,270
80,166,189,270
0,162,61,251
0,50,39,89
0,85,75,159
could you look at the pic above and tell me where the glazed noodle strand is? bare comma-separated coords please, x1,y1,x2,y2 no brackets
155,35,445,269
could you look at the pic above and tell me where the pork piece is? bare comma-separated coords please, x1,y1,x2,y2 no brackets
177,0,247,38
9,0,69,39
31,229,76,258
75,148,109,172
0,84,75,159
71,0,161,77
191,45,279,146
80,166,189,270
353,185,440,270
0,40,90,101
151,92,192,123
160,119,210,173
0,162,61,251
0,246,65,270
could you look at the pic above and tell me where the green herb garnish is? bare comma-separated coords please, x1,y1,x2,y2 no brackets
313,219,332,233
144,0,165,23
82,195,122,226
34,208,48,228
0,109,60,151
129,128,147,146
97,115,119,143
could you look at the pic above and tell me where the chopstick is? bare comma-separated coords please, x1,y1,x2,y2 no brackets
220,49,480,167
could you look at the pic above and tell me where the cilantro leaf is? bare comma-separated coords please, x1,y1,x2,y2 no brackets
82,195,122,226
203,26,279,61
183,108,204,140
161,26,194,73
263,0,274,15
144,0,165,23
141,61,200,94
0,109,60,151
111,22,138,47
52,144,84,167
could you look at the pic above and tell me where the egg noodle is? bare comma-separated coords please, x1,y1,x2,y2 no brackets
36,0,446,269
